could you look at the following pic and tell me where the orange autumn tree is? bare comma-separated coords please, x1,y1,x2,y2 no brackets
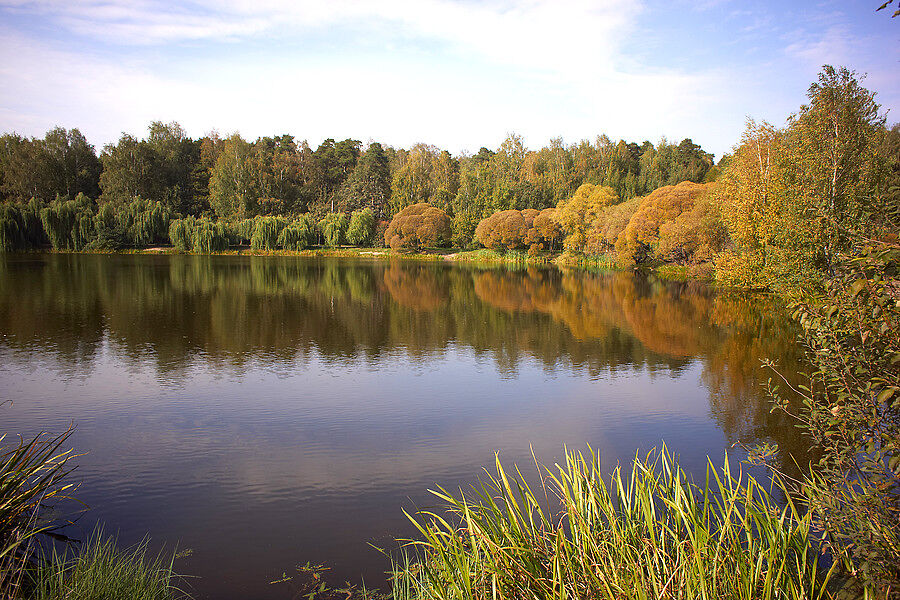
474,207,563,253
585,196,642,255
526,208,562,253
615,181,715,264
475,209,538,250
656,189,728,263
384,203,451,251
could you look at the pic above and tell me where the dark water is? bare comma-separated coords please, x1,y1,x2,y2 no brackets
0,253,808,599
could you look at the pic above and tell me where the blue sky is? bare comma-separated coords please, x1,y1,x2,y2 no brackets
0,0,897,159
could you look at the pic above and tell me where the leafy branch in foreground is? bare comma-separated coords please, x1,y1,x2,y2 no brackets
393,447,837,600
773,241,900,595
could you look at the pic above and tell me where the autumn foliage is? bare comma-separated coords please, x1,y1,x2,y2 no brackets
615,181,716,264
384,203,451,251
473,180,722,266
552,184,618,253
474,208,561,253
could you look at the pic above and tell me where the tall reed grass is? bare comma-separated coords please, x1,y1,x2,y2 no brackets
0,429,76,599
392,448,838,600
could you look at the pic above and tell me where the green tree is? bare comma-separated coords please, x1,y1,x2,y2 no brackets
315,138,361,211
1,128,100,203
338,142,391,219
787,66,887,264
209,134,258,219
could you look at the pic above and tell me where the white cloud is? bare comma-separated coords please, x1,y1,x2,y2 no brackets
15,0,897,157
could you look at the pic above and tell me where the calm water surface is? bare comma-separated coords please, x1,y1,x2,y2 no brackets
0,254,808,599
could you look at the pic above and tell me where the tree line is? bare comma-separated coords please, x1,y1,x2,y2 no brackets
0,117,716,252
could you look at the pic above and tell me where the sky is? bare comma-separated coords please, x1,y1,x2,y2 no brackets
0,0,897,159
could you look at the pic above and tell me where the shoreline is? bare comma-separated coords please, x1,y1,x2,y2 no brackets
4,246,717,283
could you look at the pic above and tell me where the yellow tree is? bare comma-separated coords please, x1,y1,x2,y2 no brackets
553,183,618,253
715,119,795,287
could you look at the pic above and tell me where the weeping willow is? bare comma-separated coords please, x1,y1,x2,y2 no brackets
0,200,53,251
250,216,283,250
38,194,97,250
234,218,255,245
125,199,172,246
0,205,24,251
192,218,227,253
277,215,315,251
168,217,195,252
318,212,348,247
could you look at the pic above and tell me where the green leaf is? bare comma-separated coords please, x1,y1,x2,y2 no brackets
876,388,897,404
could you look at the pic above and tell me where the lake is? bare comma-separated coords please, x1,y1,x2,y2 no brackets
0,253,808,599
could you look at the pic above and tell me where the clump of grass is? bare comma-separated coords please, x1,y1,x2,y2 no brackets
393,447,838,600
452,248,544,267
0,428,77,598
553,252,623,271
28,531,187,600
656,262,715,282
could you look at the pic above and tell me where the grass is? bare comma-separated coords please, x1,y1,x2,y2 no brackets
552,251,624,272
391,447,839,600
656,262,716,282
0,428,77,599
26,532,187,600
449,248,545,266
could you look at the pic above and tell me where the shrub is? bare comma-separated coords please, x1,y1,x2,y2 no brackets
91,202,127,250
384,203,451,251
373,220,390,248
783,242,900,593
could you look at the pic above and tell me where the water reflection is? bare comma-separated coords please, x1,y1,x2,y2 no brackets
0,254,809,600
